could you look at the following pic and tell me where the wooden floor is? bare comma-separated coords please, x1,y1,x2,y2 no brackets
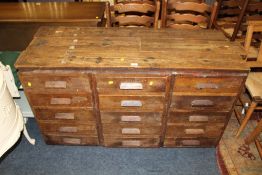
217,111,262,175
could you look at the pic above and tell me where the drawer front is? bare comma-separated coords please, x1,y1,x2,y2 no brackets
100,112,162,124
96,75,167,94
171,95,235,111
20,73,91,93
103,124,161,136
43,134,98,145
34,108,95,123
99,95,164,111
174,76,243,94
164,137,218,147
168,111,228,123
104,137,159,147
27,93,93,107
38,122,97,136
166,123,224,138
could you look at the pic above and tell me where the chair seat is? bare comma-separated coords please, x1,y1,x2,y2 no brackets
245,72,262,101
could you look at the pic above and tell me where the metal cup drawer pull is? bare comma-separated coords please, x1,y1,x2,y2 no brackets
196,83,218,89
122,140,141,146
120,82,143,90
59,126,78,133
189,115,209,122
55,113,75,120
181,140,200,146
185,129,205,135
45,81,67,88
191,100,214,107
62,138,81,144
121,100,142,107
122,128,141,134
50,98,71,105
121,115,141,122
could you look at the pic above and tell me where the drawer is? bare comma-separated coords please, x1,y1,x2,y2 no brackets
103,124,161,136
104,137,160,147
100,112,162,124
168,111,228,123
164,137,218,147
171,95,235,111
43,134,98,145
34,108,95,123
174,76,243,94
96,75,167,94
38,122,97,136
99,95,164,111
166,123,224,138
20,72,91,93
27,93,93,107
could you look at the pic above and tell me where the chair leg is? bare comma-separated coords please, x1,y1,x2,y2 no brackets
105,2,112,28
230,0,249,41
236,101,257,137
234,107,242,124
257,42,262,62
254,139,262,160
244,24,254,54
245,119,262,144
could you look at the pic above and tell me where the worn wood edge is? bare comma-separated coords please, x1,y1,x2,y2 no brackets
214,75,248,146
216,145,230,175
89,73,104,145
159,75,174,146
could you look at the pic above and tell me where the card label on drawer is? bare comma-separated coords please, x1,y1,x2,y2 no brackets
55,113,75,120
185,129,205,135
45,81,67,88
50,98,71,105
62,138,81,144
121,116,141,122
181,140,200,146
196,83,218,89
189,115,209,122
122,128,141,134
122,140,141,146
59,127,77,133
120,83,143,90
191,100,214,107
121,100,142,107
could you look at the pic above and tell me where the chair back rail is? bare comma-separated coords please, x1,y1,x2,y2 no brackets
109,0,160,29
162,0,216,29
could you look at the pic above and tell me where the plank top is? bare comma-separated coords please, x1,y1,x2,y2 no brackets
0,2,105,22
246,72,262,100
15,26,249,71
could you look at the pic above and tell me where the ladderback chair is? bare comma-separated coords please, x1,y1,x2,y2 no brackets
214,0,262,41
161,0,218,29
114,0,155,4
235,72,262,159
108,1,160,29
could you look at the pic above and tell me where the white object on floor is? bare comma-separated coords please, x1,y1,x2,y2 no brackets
0,62,20,98
0,63,35,158
15,90,34,118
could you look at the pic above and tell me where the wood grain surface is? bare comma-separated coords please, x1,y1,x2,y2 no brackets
15,27,248,71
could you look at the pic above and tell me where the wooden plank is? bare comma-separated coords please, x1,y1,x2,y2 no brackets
15,27,248,71
0,2,105,22
34,27,226,40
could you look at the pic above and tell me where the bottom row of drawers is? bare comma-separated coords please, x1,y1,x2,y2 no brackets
43,134,218,147
38,120,223,147
164,138,218,147
43,135,99,145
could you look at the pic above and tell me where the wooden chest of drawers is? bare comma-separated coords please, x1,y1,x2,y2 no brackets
15,27,249,147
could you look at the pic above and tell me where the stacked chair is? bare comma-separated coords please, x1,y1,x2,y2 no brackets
161,0,218,29
107,0,160,29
